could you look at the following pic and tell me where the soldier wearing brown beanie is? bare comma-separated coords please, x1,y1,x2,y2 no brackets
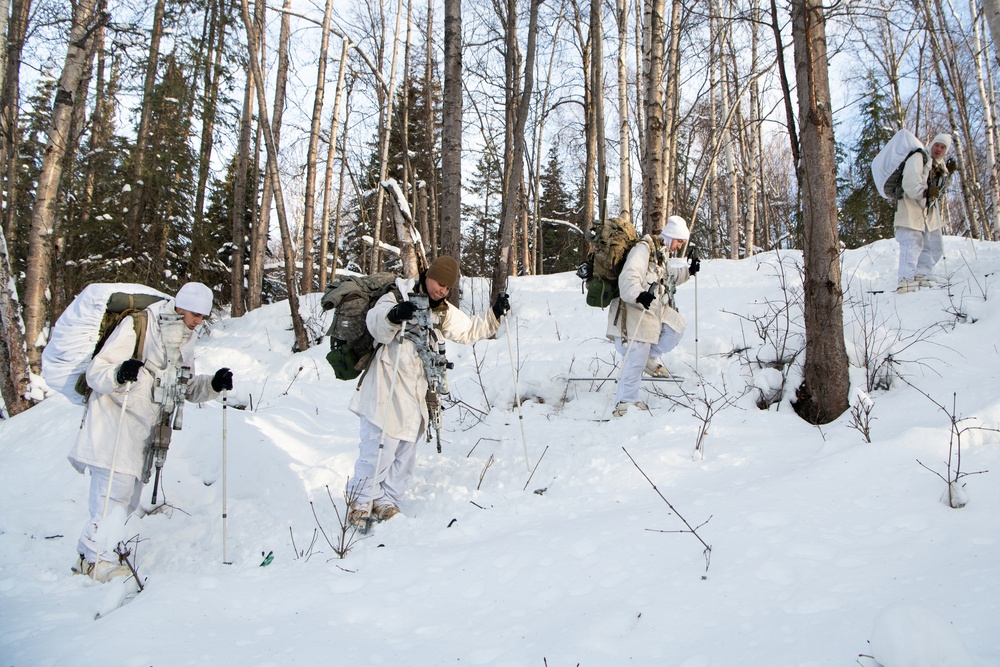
345,255,511,526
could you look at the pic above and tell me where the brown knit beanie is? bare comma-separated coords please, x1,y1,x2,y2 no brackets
426,255,460,289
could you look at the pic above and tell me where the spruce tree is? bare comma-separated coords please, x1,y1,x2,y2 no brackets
462,149,502,277
537,145,578,274
838,71,896,249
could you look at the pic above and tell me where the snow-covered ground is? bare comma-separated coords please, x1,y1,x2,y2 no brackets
2,237,998,666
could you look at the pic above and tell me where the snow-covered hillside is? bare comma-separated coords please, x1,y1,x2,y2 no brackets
2,237,998,666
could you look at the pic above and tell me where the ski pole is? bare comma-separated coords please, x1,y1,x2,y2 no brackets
95,380,132,581
362,320,407,534
502,301,531,472
690,246,699,374
222,389,230,565
101,381,134,520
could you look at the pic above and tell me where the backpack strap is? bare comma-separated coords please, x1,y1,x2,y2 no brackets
354,287,405,390
130,310,149,361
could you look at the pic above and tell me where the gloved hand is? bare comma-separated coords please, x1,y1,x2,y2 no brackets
636,291,655,310
946,157,958,175
926,184,940,201
387,300,418,324
212,367,233,392
689,254,701,275
576,259,593,281
492,292,511,319
116,359,144,384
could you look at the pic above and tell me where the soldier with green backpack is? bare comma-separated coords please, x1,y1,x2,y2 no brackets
66,282,235,582
605,216,699,417
344,256,510,530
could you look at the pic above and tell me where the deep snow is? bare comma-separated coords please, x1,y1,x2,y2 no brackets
1,237,998,666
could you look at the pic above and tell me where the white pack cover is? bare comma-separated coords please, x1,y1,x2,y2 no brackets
871,129,925,199
42,283,170,404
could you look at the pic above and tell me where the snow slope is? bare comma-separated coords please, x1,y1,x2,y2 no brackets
1,237,998,666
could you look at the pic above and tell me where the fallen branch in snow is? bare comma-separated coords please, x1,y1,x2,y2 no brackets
477,454,495,490
523,445,549,491
623,447,712,573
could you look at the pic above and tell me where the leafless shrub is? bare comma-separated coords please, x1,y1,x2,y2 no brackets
844,291,949,392
663,372,745,459
305,482,365,559
903,382,995,509
847,389,876,444
723,254,805,410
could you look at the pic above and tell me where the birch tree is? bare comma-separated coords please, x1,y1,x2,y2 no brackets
239,0,309,351
494,0,541,296
22,0,102,371
642,0,666,235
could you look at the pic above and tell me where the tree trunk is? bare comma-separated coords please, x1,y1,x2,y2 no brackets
239,0,309,351
1,0,31,245
301,0,334,294
642,0,665,236
574,6,595,236
616,0,632,220
424,0,439,257
319,37,350,289
331,76,353,279
661,0,682,216
191,0,227,280
440,0,462,293
368,0,406,273
983,0,1000,67
494,0,540,297
771,0,799,169
230,55,254,317
22,0,101,371
124,0,166,250
0,225,30,415
591,0,606,222
789,0,848,424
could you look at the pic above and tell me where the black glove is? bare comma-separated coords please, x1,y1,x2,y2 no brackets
212,367,233,392
636,291,655,310
689,254,701,275
576,259,593,281
946,157,957,175
926,184,940,201
387,300,418,324
116,358,144,384
492,292,511,318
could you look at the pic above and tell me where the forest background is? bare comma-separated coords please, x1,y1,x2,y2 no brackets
0,0,998,421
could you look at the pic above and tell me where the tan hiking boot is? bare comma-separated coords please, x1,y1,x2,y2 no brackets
372,503,401,521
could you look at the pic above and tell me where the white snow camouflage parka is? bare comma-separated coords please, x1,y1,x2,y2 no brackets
606,234,691,344
349,277,500,442
68,298,219,479
894,150,947,233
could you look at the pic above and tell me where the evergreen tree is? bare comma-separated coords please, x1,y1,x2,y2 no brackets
202,155,263,304
839,71,896,249
537,145,579,274
8,76,55,294
462,149,502,277
131,55,199,290
58,59,133,303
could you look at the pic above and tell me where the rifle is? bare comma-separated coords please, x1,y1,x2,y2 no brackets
405,292,453,452
142,313,191,504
